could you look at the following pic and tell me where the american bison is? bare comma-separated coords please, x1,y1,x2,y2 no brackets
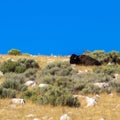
70,54,101,66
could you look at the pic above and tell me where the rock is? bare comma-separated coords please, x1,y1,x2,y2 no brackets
33,118,39,120
60,114,72,120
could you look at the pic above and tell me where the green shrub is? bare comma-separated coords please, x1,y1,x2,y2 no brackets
0,60,18,73
15,65,26,73
81,84,101,94
84,50,107,62
109,80,120,93
5,72,25,83
24,68,37,81
74,83,86,91
17,58,39,69
115,87,120,93
37,61,77,85
93,65,120,76
4,70,37,86
39,75,55,84
0,58,39,74
43,61,76,75
0,86,3,95
37,86,80,107
0,86,16,98
8,49,21,55
108,51,120,64
22,86,80,107
22,90,37,102
36,59,120,95
84,50,120,64
81,72,113,83
1,79,27,91
54,76,73,89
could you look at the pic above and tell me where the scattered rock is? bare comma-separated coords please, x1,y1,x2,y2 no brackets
99,117,105,120
33,118,39,120
11,98,25,104
42,116,50,120
60,114,72,120
0,71,3,77
39,83,49,88
26,114,35,118
85,97,97,107
24,80,36,87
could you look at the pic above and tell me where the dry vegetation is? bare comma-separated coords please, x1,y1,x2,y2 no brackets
0,54,69,68
0,94,120,120
0,54,120,120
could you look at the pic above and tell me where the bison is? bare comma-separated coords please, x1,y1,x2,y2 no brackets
70,54,101,66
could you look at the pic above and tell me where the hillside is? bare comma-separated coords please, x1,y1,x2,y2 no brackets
0,54,120,120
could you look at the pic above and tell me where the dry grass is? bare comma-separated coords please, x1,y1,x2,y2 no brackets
0,94,120,120
0,54,69,69
0,55,120,120
0,77,4,84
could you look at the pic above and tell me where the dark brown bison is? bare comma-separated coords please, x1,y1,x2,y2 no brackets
70,54,101,66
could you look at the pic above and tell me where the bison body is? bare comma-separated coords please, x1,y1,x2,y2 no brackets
70,54,101,66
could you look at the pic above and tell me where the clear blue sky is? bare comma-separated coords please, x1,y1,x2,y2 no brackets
0,0,120,55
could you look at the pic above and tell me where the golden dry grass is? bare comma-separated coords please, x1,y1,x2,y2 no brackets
0,54,69,69
0,55,120,120
0,94,120,120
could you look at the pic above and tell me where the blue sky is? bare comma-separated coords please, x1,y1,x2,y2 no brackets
0,0,120,55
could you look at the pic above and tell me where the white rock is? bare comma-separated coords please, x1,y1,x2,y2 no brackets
11,59,16,62
73,95,79,98
99,117,105,120
0,71,3,77
12,98,25,104
113,73,119,80
85,97,96,107
42,116,52,120
26,114,34,118
24,80,36,87
33,118,39,120
94,82,109,88
109,93,113,97
39,83,48,88
60,114,71,120
73,94,86,99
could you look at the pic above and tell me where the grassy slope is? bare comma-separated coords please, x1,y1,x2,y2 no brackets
0,94,120,120
0,55,120,120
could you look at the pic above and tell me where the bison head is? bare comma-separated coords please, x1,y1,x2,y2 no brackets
70,54,80,64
